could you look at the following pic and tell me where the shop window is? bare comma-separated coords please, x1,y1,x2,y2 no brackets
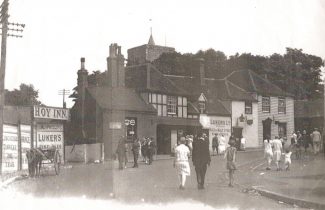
262,96,270,113
125,117,137,142
245,101,252,114
278,97,286,114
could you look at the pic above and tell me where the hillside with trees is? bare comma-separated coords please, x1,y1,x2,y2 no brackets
5,83,43,106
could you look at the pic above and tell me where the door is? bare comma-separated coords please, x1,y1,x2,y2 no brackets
233,127,243,150
171,130,177,153
263,118,272,140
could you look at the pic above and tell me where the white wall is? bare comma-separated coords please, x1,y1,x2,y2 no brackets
231,101,259,148
258,96,295,146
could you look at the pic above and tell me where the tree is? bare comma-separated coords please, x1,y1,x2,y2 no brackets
5,83,43,106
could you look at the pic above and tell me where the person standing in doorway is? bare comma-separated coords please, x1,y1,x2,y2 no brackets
272,136,283,171
212,133,219,156
174,137,191,190
131,138,141,168
224,139,237,187
192,132,211,190
311,128,322,155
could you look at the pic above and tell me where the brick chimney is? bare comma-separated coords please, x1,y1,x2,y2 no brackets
107,43,125,87
77,57,88,138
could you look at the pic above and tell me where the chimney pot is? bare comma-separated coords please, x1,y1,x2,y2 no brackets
81,57,85,69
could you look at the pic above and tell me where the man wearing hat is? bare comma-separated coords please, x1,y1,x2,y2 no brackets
192,132,211,189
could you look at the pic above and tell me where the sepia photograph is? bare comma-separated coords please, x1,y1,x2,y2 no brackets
0,0,324,209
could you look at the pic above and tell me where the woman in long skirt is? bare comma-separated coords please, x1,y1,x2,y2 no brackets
264,135,273,170
174,137,191,190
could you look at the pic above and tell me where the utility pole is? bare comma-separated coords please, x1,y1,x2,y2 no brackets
58,89,70,108
0,0,25,174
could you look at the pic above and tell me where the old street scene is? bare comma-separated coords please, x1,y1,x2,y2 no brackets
1,1,325,210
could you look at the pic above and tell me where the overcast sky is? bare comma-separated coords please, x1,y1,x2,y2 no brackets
4,0,325,108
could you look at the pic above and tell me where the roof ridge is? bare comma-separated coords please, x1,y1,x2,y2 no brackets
224,80,233,98
247,69,257,92
150,64,189,95
226,80,249,93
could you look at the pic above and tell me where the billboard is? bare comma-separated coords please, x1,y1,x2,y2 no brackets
36,124,64,163
2,124,19,173
20,124,31,170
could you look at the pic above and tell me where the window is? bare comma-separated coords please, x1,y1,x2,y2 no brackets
167,96,177,115
245,101,252,114
262,96,270,113
278,97,286,114
278,123,287,138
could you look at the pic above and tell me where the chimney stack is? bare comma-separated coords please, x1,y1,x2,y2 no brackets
77,57,88,138
107,43,125,87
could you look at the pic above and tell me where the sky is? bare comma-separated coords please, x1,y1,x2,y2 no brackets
4,0,325,108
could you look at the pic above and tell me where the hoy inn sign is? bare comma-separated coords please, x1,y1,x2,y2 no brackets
34,106,70,120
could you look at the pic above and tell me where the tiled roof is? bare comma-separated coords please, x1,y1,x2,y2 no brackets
295,99,323,118
226,69,293,97
87,86,156,113
125,64,188,96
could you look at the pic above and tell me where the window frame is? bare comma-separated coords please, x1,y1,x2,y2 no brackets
262,96,270,113
245,101,252,114
278,97,286,114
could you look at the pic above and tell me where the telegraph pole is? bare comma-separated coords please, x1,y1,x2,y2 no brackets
0,0,25,174
58,89,70,108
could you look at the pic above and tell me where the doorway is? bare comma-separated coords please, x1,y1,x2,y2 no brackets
262,118,272,140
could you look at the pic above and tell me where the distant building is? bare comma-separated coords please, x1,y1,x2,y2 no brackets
295,99,324,133
127,34,175,65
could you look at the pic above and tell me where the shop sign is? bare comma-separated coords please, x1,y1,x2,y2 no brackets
109,122,122,129
125,117,137,141
2,124,19,173
36,124,64,163
20,124,31,170
34,106,69,120
200,115,231,136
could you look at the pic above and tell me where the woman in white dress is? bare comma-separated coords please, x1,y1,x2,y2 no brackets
218,135,226,154
174,137,191,190
264,135,273,170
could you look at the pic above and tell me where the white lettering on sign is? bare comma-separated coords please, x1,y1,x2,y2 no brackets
20,124,31,170
34,106,69,120
2,124,18,173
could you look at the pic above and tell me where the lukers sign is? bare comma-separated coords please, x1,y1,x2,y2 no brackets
34,106,69,120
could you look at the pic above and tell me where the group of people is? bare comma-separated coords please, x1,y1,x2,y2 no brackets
115,136,156,170
264,128,323,172
173,133,237,190
212,133,246,156
290,128,323,159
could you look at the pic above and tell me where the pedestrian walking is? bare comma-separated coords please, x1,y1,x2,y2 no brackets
192,132,211,190
240,135,246,151
264,135,273,170
290,131,297,148
141,137,148,163
224,139,237,187
282,148,292,171
302,130,310,157
310,128,322,155
147,137,156,165
131,138,141,168
212,133,218,156
296,131,303,159
272,136,283,171
173,137,191,190
115,136,127,170
218,134,226,154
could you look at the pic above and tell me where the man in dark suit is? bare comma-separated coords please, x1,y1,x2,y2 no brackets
192,132,211,189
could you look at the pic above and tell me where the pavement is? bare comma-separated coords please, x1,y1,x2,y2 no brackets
235,151,325,210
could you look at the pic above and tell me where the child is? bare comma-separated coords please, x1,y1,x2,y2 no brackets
224,140,237,187
283,148,292,171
